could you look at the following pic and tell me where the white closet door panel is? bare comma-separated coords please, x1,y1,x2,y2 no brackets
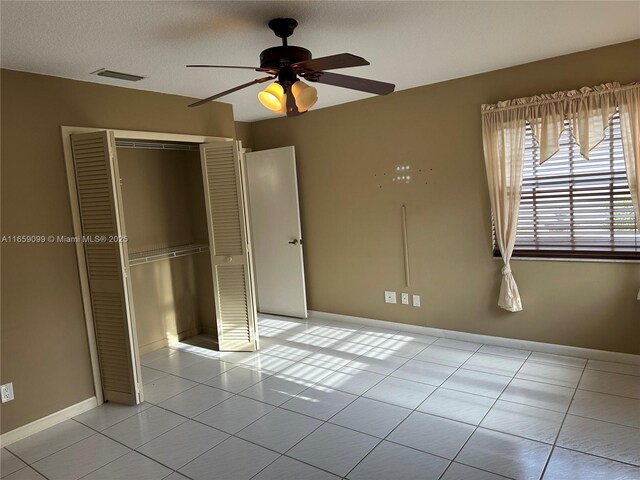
71,131,141,404
201,142,257,351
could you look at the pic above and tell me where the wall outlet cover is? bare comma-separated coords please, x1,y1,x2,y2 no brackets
401,293,409,305
1,382,14,403
412,295,421,307
384,291,397,304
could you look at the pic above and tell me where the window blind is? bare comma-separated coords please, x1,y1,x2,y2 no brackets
495,111,639,260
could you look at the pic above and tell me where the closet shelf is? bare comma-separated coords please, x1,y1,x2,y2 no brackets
128,244,209,266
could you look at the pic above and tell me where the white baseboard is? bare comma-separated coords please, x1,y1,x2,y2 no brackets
138,337,169,356
0,396,98,448
308,310,640,366
139,327,202,356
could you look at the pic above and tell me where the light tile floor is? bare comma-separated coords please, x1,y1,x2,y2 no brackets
2,314,640,480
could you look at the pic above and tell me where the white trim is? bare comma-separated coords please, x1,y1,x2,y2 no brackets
61,126,233,408
112,129,230,143
505,256,640,264
61,125,231,144
0,397,97,448
308,310,640,366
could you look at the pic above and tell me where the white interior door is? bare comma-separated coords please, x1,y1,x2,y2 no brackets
245,146,307,318
201,141,258,351
71,131,142,404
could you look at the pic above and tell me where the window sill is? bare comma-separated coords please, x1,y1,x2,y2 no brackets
493,256,640,264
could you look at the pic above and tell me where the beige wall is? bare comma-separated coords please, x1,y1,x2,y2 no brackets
118,148,215,352
118,148,208,253
235,121,254,150
129,255,213,353
250,40,640,354
0,69,235,433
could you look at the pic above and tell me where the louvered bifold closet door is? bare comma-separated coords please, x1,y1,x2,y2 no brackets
71,131,141,404
201,142,257,351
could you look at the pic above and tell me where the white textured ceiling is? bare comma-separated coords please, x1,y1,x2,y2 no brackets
1,1,639,121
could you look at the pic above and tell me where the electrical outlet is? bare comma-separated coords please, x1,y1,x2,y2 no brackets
1,383,14,403
412,295,421,307
401,293,409,305
384,291,397,304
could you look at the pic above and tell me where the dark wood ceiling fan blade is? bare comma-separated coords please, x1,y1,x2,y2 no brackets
303,71,395,95
285,90,303,117
188,76,275,107
292,53,369,73
187,64,279,74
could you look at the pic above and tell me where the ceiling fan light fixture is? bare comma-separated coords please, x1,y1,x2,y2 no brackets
258,82,284,112
291,80,318,112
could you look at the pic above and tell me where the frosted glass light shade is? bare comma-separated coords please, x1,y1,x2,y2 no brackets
291,80,318,112
277,94,287,114
258,82,285,112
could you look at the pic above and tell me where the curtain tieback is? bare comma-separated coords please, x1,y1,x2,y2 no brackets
501,265,512,275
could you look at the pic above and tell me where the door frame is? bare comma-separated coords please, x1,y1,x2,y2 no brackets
61,126,232,406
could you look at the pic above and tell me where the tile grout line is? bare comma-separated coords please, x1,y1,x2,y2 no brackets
71,418,181,478
1,450,53,480
339,333,485,479
82,397,345,480
160,402,342,480
436,349,535,480
53,429,134,480
144,387,339,480
538,445,640,470
538,363,589,480
5,424,108,478
76,443,166,480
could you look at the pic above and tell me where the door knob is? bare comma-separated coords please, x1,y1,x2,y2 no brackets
288,239,299,245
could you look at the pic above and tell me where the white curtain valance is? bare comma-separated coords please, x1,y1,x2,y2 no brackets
482,82,640,163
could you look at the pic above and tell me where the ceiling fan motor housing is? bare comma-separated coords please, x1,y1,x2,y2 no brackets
260,46,312,88
259,46,312,70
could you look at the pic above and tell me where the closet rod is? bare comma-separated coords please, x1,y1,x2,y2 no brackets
115,139,200,151
129,244,209,266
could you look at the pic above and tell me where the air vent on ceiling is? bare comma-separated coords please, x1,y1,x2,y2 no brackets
91,68,145,82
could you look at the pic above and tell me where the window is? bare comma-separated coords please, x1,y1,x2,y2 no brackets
494,111,639,260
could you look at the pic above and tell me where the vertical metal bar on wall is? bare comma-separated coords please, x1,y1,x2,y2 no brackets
402,205,411,287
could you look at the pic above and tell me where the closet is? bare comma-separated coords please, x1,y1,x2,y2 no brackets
66,130,257,406
117,140,216,355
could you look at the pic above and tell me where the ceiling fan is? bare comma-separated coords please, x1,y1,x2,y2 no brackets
187,17,395,116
